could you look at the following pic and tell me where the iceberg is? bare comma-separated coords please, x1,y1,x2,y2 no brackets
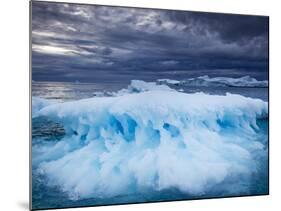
157,79,181,85
114,80,175,96
90,76,268,99
33,90,268,200
157,75,268,88
91,80,175,97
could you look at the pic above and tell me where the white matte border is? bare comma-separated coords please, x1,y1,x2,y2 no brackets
1,0,280,211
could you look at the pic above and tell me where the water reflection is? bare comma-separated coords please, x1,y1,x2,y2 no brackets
32,81,124,101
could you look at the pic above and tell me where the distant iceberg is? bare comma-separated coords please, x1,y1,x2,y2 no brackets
158,75,268,88
33,90,268,200
95,80,176,97
89,77,268,99
157,79,181,85
115,80,174,95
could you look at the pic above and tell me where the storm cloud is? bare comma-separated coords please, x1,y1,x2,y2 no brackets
31,1,269,83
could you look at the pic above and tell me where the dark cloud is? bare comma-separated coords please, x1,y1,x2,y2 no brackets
32,1,269,83
166,11,268,43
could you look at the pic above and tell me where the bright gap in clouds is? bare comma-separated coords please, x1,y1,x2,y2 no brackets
33,45,78,55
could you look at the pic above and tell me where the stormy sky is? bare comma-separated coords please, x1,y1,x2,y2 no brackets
32,1,269,83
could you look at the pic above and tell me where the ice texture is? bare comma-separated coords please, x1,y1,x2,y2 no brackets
32,97,53,117
33,90,268,200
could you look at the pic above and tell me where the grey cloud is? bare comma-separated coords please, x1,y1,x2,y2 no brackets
32,1,269,83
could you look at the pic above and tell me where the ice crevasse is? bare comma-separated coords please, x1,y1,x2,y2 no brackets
34,90,268,200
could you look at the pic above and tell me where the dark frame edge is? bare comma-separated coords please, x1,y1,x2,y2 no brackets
29,0,33,210
267,15,270,196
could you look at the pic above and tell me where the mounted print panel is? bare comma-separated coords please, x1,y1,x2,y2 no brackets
30,1,269,210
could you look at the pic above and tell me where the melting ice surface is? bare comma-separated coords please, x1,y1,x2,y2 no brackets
32,79,268,209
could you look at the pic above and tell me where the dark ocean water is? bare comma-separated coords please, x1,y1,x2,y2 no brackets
31,81,269,210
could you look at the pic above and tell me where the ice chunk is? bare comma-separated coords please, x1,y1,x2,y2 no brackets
91,80,176,97
182,75,268,87
33,91,268,200
157,79,180,85
32,97,53,117
114,80,175,96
